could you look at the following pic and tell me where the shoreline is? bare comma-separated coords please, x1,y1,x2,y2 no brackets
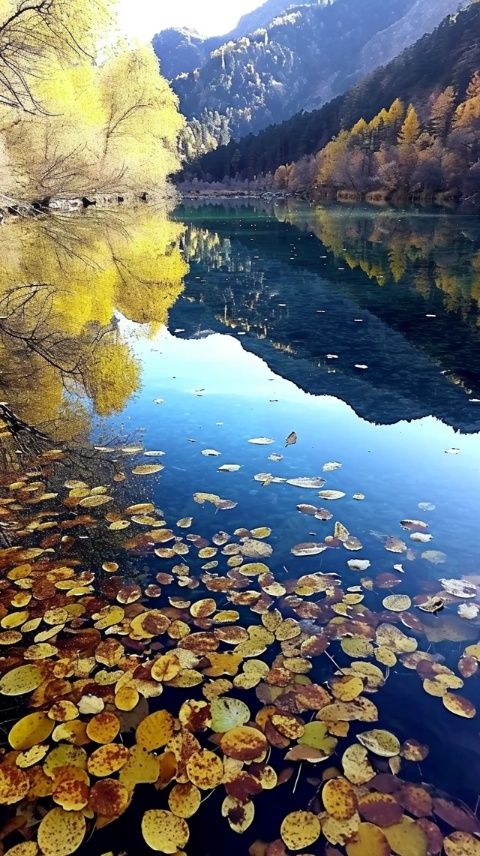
178,187,480,214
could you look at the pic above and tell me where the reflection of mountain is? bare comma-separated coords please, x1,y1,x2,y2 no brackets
172,203,480,433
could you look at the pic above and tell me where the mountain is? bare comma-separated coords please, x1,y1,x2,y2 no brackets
187,2,480,183
154,0,470,146
152,0,297,80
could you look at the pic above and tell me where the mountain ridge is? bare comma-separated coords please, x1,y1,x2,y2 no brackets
185,3,480,185
154,0,471,147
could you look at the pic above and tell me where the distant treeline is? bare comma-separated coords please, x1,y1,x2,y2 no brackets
183,2,480,203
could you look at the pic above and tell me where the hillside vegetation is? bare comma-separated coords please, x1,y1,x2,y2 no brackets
155,0,470,157
184,2,480,210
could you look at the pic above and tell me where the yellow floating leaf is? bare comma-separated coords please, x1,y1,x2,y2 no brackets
210,697,251,733
87,743,129,777
342,744,375,785
115,685,139,711
168,782,201,818
0,764,29,804
323,777,358,820
357,730,401,758
322,810,361,846
44,745,87,778
442,693,476,718
220,726,267,760
16,744,49,768
222,795,255,833
444,831,480,856
0,664,43,696
280,810,321,850
341,638,374,658
4,843,39,856
136,711,175,751
330,675,364,701
132,464,164,476
382,595,412,612
78,495,113,508
119,745,160,789
9,712,53,750
86,712,121,744
346,822,390,856
37,807,86,856
384,818,427,856
141,809,189,853
186,750,223,790
52,777,89,811
298,722,337,755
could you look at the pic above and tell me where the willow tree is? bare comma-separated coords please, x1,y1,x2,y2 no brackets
0,2,184,199
0,0,116,112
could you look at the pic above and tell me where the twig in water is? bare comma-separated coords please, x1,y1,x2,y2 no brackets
293,763,303,794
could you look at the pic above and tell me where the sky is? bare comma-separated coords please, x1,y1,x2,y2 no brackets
118,0,262,40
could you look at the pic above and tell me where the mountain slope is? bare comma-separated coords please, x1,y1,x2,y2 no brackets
187,3,480,182
152,0,297,80
156,0,470,145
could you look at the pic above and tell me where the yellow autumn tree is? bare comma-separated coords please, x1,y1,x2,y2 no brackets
0,2,184,200
96,46,184,193
398,105,421,145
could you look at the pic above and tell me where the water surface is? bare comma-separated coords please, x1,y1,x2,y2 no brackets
1,201,480,855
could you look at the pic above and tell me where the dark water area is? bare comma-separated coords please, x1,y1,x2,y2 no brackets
0,202,480,855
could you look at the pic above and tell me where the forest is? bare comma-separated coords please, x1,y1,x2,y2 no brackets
184,2,480,210
269,79,480,206
0,0,183,204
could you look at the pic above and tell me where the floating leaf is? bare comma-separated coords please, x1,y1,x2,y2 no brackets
443,831,480,856
132,464,164,475
37,807,86,856
280,810,321,850
0,765,29,804
323,777,358,820
168,782,201,819
383,818,428,856
0,664,43,696
318,490,345,500
9,712,53,750
222,795,255,833
346,822,390,856
136,711,175,750
357,730,400,757
442,693,476,718
89,779,129,818
342,744,375,785
383,594,412,612
78,495,112,507
221,726,267,760
291,542,328,556
186,750,224,789
210,698,250,732
298,722,337,755
287,476,326,489
141,809,189,853
285,432,297,447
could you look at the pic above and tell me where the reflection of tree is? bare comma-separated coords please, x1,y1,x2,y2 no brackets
281,204,480,319
0,209,187,439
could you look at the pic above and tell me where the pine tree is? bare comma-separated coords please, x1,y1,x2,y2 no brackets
398,105,421,145
430,87,455,139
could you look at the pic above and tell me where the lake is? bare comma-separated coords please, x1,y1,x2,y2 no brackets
0,201,479,855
